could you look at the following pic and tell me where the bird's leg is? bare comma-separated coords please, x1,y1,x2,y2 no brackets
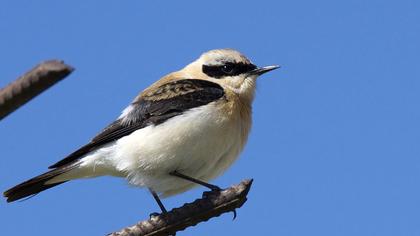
170,171,237,220
169,170,221,191
148,188,167,217
148,189,177,236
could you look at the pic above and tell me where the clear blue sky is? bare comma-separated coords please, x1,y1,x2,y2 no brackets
1,0,419,235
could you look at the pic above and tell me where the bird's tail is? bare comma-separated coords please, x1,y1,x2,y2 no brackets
3,165,76,203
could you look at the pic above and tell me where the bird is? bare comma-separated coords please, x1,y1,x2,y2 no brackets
3,49,279,213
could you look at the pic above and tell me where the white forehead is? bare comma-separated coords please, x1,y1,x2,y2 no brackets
197,49,252,66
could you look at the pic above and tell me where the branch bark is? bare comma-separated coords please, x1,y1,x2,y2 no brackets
0,60,74,120
108,179,253,236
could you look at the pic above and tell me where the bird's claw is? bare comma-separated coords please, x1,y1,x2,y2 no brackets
202,188,222,198
210,186,222,191
149,212,160,219
202,190,213,198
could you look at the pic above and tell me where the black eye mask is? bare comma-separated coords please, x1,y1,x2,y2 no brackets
202,62,257,79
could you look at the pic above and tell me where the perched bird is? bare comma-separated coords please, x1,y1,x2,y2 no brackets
4,49,278,212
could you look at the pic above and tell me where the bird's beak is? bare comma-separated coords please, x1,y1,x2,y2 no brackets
249,65,280,76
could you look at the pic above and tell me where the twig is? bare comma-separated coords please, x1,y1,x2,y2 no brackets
108,179,253,236
0,60,74,120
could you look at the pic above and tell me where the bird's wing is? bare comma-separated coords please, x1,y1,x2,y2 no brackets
49,79,225,169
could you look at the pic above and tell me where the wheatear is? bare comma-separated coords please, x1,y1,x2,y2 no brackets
4,49,278,212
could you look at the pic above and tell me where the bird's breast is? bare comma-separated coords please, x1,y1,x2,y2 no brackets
112,98,252,195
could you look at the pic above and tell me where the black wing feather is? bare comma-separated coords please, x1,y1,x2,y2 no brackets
49,79,224,169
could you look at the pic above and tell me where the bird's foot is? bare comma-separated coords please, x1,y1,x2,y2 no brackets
149,212,161,219
202,187,222,198
210,185,222,191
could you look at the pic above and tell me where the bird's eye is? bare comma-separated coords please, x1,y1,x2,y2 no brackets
221,64,235,75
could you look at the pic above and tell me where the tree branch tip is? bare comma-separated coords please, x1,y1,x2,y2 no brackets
0,59,74,120
37,60,75,74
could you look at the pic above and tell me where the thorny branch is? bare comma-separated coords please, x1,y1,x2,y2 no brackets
108,179,253,236
0,60,74,120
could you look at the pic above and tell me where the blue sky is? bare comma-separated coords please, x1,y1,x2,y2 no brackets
1,0,420,235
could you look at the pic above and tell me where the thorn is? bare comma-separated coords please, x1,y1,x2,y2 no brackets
232,209,237,220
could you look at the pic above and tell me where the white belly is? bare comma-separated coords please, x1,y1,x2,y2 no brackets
106,102,248,196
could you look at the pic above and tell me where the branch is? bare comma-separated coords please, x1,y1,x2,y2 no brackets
108,179,253,236
0,60,74,120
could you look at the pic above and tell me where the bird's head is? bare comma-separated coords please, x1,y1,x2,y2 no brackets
182,49,279,102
